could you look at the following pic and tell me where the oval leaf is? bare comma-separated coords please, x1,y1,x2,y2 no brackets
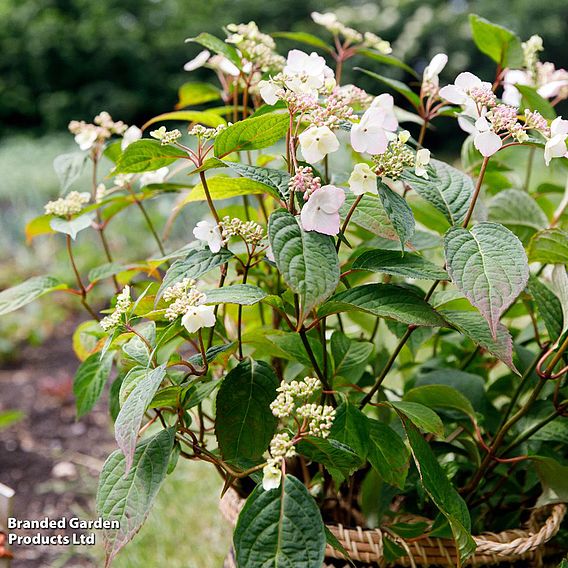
73,352,114,417
353,249,447,280
114,140,188,174
0,276,67,315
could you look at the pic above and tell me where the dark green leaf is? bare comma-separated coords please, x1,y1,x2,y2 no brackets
352,249,447,280
224,161,290,201
469,14,523,67
73,352,114,417
377,180,415,250
340,193,398,241
186,32,242,68
403,385,475,420
528,228,568,264
330,403,370,460
528,276,564,340
272,31,332,52
389,401,444,436
114,140,187,174
204,284,267,305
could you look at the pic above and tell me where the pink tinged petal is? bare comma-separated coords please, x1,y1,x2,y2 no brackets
474,131,502,157
350,123,368,153
439,85,467,105
538,80,568,99
318,185,346,213
454,71,482,91
364,128,389,155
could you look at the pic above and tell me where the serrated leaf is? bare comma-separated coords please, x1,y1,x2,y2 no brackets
340,193,398,241
119,367,148,406
352,249,447,280
356,68,421,108
272,31,332,52
114,140,187,174
186,32,242,69
330,403,370,460
88,262,126,284
204,284,267,305
224,161,290,201
73,352,114,417
97,428,174,567
174,82,222,109
122,322,156,367
487,189,547,243
528,228,568,264
184,175,279,204
53,152,87,192
389,401,444,436
0,275,67,315
269,209,339,322
469,14,523,67
400,416,476,564
234,474,326,568
444,222,529,337
215,359,278,461
214,114,289,157
186,343,235,368
528,276,564,340
404,385,475,420
402,159,474,226
331,331,373,382
114,365,167,472
377,180,415,250
50,212,95,240
318,283,447,327
143,110,225,129
441,309,518,373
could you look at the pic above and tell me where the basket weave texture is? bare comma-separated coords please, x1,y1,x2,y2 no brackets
220,488,566,567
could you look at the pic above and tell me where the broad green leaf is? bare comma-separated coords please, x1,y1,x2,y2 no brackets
528,228,568,264
97,428,174,567
331,331,373,383
487,189,547,243
204,284,267,305
88,262,127,284
266,333,324,369
119,367,148,407
214,114,289,157
142,110,226,130
73,352,114,417
367,419,410,489
389,401,444,436
122,322,156,367
234,474,326,568
528,276,564,340
215,359,278,461
531,456,568,507
183,175,280,203
53,152,87,192
186,32,242,69
444,222,529,337
114,365,167,472
269,209,339,322
25,214,56,242
113,140,187,174
104,141,123,163
340,193,398,241
224,161,290,201
352,249,447,280
318,283,447,327
174,82,222,109
377,180,415,250
272,31,332,52
186,343,235,368
400,416,475,564
469,14,523,67
330,403,370,460
404,385,475,420
356,68,421,108
516,85,556,120
551,264,568,342
50,212,95,240
402,159,474,226
0,275,67,315
356,49,418,77
72,320,102,361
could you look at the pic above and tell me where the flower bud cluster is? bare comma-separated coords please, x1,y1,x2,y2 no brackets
336,85,373,108
226,22,285,72
307,88,355,128
220,216,265,246
163,279,207,321
100,286,132,332
150,126,182,145
363,32,392,55
470,86,497,108
95,183,107,203
270,377,322,418
68,112,128,151
311,12,362,43
297,403,336,438
289,166,322,199
524,109,549,133
189,124,227,140
522,35,544,75
278,88,320,114
371,133,415,180
44,191,90,217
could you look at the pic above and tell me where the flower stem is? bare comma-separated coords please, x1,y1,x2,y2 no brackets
66,234,99,321
198,171,221,224
336,194,362,253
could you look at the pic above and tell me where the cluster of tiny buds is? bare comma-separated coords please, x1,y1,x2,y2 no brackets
189,124,227,140
150,126,182,145
163,278,206,321
363,32,392,55
279,89,320,114
297,403,336,438
489,104,519,132
289,166,322,200
522,34,544,74
307,88,355,128
372,131,415,180
95,183,107,203
44,191,90,217
220,216,265,246
68,112,128,150
525,109,549,133
470,86,497,108
336,85,373,108
270,377,322,418
100,286,131,332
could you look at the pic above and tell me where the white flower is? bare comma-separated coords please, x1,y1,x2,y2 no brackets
311,11,338,28
181,304,216,334
544,117,568,166
259,80,281,105
351,95,398,155
299,125,339,163
193,220,224,252
348,163,377,195
121,125,142,150
184,49,211,72
501,69,530,107
208,55,241,77
262,463,282,491
139,166,169,187
74,129,98,151
284,49,334,94
300,185,345,235
439,72,492,105
423,53,448,87
473,116,503,157
415,148,431,178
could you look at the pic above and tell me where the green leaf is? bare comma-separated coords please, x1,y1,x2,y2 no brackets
404,385,475,420
215,359,279,461
340,193,398,241
377,180,415,250
272,31,332,52
122,322,156,367
528,228,568,264
185,175,280,203
531,456,568,507
0,275,67,315
119,367,148,406
186,32,242,69
516,85,556,120
330,403,370,460
356,49,418,77
356,68,421,109
444,222,529,337
214,114,289,157
400,416,476,564
0,410,24,430
441,310,518,373
487,189,547,243
50,212,95,240
367,419,410,489
318,283,447,327
266,333,324,369
53,152,87,192
114,140,187,174
528,276,564,340
352,249,447,280
224,161,290,201
73,352,114,417
331,331,373,382
389,401,444,436
114,365,167,472
174,82,222,109
324,526,354,566
88,262,126,284
402,159,474,226
269,209,339,322
186,343,235,368
469,14,523,67
142,110,226,129
234,474,326,568
204,284,267,305
97,428,174,567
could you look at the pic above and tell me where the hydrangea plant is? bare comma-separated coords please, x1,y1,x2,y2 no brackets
2,11,568,568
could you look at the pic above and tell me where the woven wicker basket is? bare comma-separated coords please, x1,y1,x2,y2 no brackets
220,488,566,567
